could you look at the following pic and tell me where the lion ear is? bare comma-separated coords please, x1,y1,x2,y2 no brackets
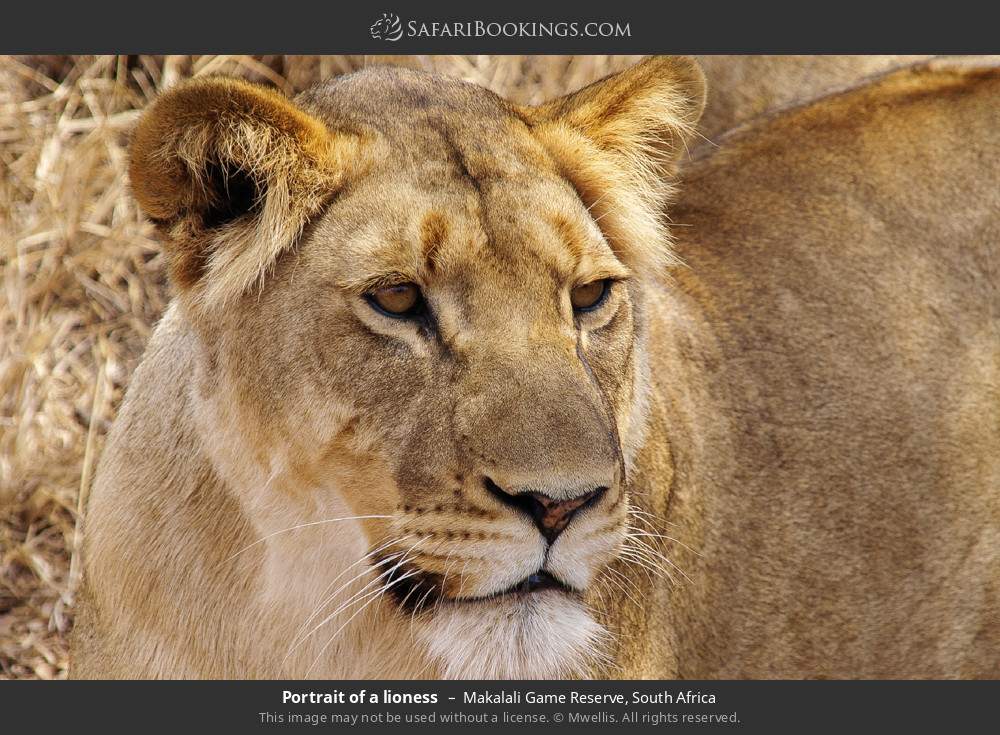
129,77,366,306
522,56,706,271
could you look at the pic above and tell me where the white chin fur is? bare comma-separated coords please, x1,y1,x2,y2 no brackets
417,590,607,679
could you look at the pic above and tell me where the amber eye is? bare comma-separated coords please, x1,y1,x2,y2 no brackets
570,279,611,312
365,283,424,317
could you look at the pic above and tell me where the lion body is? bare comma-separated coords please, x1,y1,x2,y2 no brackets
638,61,1000,677
73,59,999,679
695,54,931,140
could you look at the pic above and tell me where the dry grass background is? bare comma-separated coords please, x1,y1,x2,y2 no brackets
0,54,647,679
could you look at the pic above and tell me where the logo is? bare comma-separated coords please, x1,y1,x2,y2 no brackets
370,12,403,41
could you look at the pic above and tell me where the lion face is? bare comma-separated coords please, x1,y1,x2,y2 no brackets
224,144,638,677
128,59,705,677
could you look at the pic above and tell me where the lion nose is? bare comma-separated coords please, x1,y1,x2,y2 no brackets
485,479,607,543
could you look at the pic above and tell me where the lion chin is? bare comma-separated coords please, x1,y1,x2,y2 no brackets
415,590,608,679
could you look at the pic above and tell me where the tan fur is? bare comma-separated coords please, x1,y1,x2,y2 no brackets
695,55,931,141
638,58,1000,678
73,57,999,679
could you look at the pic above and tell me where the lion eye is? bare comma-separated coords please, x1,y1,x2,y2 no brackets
366,283,424,317
571,279,610,312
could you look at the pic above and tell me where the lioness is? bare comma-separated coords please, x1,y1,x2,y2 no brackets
72,57,999,679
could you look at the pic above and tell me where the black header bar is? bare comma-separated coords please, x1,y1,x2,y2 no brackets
3,1,999,54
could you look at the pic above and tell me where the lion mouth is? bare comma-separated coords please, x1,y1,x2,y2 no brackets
440,570,578,608
379,555,575,613
493,571,570,597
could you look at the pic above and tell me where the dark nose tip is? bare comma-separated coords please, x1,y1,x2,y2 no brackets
485,479,607,543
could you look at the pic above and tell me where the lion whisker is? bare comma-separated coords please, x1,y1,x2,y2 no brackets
627,506,680,528
431,553,463,615
399,581,424,621
619,545,678,586
286,537,429,666
626,528,702,557
623,535,691,584
602,566,645,611
223,514,393,564
625,531,692,575
412,585,437,618
283,552,407,665
304,568,423,677
293,548,407,644
294,534,415,638
456,557,472,599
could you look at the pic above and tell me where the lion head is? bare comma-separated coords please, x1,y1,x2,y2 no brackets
125,57,705,678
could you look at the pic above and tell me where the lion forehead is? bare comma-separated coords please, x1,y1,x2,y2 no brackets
299,66,518,138
305,175,614,304
296,67,556,180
